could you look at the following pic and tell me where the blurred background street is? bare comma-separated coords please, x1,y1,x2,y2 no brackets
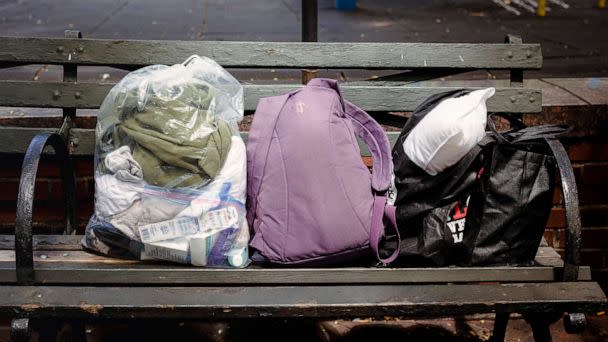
0,0,606,78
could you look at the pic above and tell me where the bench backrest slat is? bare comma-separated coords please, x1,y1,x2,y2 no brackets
0,81,541,113
0,37,542,69
0,35,544,156
0,127,400,156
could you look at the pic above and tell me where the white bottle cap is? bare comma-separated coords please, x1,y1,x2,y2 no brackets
228,253,244,267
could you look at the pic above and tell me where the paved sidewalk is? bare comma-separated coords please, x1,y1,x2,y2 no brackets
0,0,606,78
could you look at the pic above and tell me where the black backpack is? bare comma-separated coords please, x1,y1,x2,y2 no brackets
383,89,568,267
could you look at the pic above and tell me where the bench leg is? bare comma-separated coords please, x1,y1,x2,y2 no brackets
524,312,563,342
59,320,87,342
71,321,87,341
37,320,60,342
22,319,86,342
11,318,31,342
489,312,510,342
524,314,556,342
530,321,552,342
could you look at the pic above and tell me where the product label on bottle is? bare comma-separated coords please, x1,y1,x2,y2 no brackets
202,207,239,232
138,217,199,243
142,242,190,264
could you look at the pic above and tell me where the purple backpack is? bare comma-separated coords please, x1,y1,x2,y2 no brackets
246,78,399,265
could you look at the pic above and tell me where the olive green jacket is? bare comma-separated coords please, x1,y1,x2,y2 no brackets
113,83,232,188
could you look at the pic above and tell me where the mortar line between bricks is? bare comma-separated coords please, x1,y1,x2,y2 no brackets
552,204,608,209
580,204,608,209
539,78,593,106
572,161,608,167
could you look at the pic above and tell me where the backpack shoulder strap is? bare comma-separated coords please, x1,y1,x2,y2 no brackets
307,78,392,191
344,100,391,191
307,78,400,264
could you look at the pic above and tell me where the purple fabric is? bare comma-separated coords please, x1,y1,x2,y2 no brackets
369,196,400,264
206,227,239,266
307,79,392,191
384,205,398,230
344,101,391,191
247,78,399,264
246,93,293,228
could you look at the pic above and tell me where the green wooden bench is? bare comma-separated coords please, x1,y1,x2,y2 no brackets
0,31,605,342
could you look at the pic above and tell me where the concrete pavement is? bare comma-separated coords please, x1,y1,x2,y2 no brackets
0,0,606,77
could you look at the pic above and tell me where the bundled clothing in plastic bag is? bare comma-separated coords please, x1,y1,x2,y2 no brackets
83,55,249,267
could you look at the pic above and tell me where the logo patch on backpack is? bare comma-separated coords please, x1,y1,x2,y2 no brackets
447,197,469,243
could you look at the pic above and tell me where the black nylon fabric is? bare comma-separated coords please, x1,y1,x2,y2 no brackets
387,193,477,267
386,89,567,267
392,89,477,224
466,127,559,266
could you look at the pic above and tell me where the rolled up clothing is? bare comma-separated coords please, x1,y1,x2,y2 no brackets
104,145,143,182
113,83,232,188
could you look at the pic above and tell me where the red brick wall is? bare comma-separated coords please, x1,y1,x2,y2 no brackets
0,154,94,234
547,140,608,286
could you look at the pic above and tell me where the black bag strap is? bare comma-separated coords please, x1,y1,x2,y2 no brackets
486,114,576,277
487,113,570,144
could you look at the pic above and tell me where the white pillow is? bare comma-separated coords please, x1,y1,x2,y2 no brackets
403,88,495,175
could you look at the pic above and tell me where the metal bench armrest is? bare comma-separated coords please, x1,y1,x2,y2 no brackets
546,138,581,282
15,132,76,285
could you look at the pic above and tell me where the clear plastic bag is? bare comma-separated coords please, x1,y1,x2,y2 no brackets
83,56,249,267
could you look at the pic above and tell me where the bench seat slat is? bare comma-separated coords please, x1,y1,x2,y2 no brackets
0,236,568,260
0,235,84,251
0,81,542,112
0,262,593,284
0,38,542,69
0,282,603,319
0,236,570,264
0,235,593,284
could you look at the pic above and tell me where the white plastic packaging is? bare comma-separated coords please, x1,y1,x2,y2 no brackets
402,87,495,175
